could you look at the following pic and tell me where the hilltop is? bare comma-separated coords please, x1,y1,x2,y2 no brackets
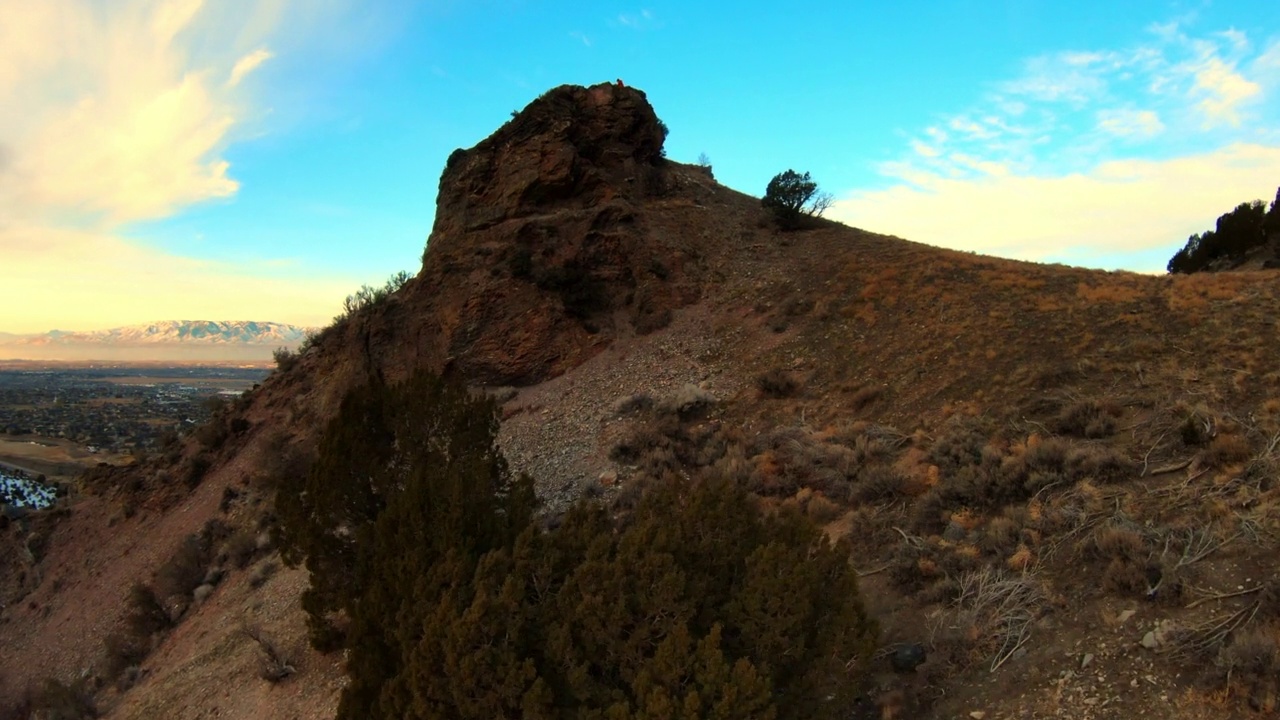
3,83,1280,719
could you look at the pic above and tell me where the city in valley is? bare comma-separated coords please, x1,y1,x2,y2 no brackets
0,362,269,511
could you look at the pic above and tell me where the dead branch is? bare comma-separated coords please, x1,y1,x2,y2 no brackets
1185,584,1265,610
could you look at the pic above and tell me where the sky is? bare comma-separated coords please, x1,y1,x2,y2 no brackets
2,0,1279,333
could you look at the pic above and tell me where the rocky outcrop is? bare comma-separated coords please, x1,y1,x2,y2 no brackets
325,83,705,388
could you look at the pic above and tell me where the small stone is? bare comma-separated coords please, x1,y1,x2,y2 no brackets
969,712,987,720
1116,609,1136,624
1131,678,1139,687
891,643,927,672
598,470,618,487
1081,653,1095,669
1140,631,1159,649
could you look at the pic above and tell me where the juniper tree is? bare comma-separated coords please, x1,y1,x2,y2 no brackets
762,170,834,230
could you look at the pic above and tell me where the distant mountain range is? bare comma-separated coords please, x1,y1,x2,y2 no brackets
0,321,316,362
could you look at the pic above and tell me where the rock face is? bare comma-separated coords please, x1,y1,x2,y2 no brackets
326,83,703,388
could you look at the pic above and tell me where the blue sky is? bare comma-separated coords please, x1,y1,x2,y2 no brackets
2,0,1279,332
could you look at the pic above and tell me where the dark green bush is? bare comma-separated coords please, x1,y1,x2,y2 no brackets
1168,193,1276,273
276,370,878,720
762,169,833,230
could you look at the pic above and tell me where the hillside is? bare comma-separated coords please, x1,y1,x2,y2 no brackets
0,321,313,362
4,83,1280,719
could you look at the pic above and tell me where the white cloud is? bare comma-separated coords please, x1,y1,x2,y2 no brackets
910,140,940,158
0,0,367,332
1096,108,1164,137
1190,56,1260,126
831,144,1280,265
228,48,274,87
851,19,1280,271
0,0,276,226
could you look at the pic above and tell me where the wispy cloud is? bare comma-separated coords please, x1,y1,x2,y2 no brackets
833,144,1280,270
1189,55,1260,126
0,1,275,226
616,9,656,30
1096,108,1164,137
228,48,274,88
0,0,365,332
834,20,1280,268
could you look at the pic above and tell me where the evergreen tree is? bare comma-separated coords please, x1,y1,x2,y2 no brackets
275,371,877,720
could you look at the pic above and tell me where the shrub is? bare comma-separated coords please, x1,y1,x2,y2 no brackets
1052,399,1118,439
225,530,259,569
656,383,715,418
28,677,97,720
248,561,278,590
242,625,296,683
852,465,906,503
613,392,653,416
154,535,210,600
124,582,171,638
278,370,878,720
185,454,212,489
102,631,149,684
272,347,299,372
756,368,800,398
762,169,834,229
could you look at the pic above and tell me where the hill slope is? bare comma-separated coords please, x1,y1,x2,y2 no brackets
4,83,1280,719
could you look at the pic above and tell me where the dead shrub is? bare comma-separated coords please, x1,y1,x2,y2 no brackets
656,384,714,418
927,421,991,476
242,624,296,683
978,516,1022,556
755,368,800,398
28,677,97,720
1065,445,1134,484
1205,433,1253,468
201,517,232,545
789,489,843,524
613,393,653,416
249,561,279,590
1216,627,1280,685
1102,557,1150,595
848,384,883,412
224,530,259,570
746,428,858,500
219,486,241,513
102,631,148,684
852,466,906,503
1090,524,1147,561
928,567,1045,671
1052,399,1119,439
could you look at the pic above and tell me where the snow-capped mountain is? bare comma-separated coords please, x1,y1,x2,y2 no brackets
0,321,317,362
25,321,313,346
